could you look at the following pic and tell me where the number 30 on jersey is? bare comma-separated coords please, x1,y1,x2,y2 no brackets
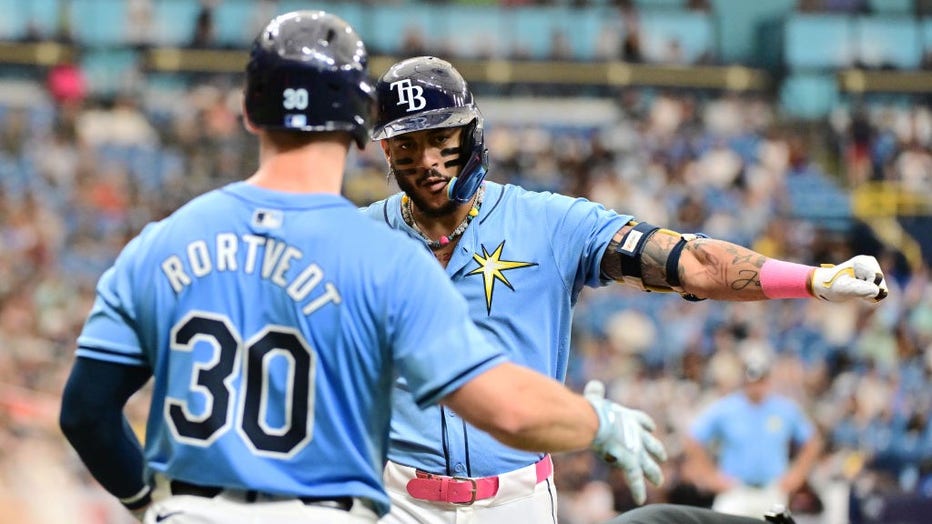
166,311,315,459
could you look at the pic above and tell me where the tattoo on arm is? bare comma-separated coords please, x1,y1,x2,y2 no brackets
723,245,764,291
687,240,767,295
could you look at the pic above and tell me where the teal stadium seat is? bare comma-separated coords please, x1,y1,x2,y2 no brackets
923,18,932,57
854,16,921,69
359,4,439,56
212,0,256,47
867,0,915,14
0,0,28,40
80,49,139,95
633,0,687,7
784,14,853,70
0,0,61,40
69,0,127,46
779,72,840,119
150,0,202,47
437,6,508,60
713,0,797,65
277,1,364,35
638,10,714,63
507,6,611,61
558,8,608,61
508,7,572,60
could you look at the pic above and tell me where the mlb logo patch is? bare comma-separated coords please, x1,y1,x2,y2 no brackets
252,209,283,229
284,114,307,128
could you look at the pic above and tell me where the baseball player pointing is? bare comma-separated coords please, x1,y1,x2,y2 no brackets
362,56,888,523
59,14,665,524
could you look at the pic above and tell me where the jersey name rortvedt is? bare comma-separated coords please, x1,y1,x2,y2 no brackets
159,232,342,316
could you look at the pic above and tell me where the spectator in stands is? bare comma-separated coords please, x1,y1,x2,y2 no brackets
190,0,216,49
46,61,87,109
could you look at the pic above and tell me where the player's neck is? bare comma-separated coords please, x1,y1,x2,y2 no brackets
410,201,472,234
404,184,485,251
247,140,346,194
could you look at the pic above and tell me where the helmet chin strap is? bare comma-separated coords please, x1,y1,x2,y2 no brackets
445,121,489,203
445,162,487,203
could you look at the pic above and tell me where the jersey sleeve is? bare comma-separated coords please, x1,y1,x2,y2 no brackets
386,247,507,408
689,401,723,444
76,230,152,368
542,192,631,289
359,198,390,224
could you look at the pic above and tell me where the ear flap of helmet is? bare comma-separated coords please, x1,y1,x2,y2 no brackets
446,119,489,203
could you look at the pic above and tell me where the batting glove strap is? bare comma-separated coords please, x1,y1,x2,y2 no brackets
584,380,667,505
809,255,888,303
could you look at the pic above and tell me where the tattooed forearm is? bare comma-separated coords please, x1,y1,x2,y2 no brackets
684,239,769,298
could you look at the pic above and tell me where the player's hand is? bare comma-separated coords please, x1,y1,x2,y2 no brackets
810,255,888,303
584,380,667,505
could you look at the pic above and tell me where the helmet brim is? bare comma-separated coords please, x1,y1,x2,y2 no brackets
371,106,479,141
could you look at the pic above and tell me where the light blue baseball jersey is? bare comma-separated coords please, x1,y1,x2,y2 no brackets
689,392,815,486
76,181,507,516
362,181,630,476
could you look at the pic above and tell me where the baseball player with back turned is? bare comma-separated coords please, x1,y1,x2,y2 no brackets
361,56,889,524
58,13,665,524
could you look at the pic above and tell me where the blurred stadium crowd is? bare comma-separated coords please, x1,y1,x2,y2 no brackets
1,0,931,523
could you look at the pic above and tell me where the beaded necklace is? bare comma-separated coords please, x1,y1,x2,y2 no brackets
401,184,485,250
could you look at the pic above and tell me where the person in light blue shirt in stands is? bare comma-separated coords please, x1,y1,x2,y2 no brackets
57,11,666,524
363,55,880,524
684,347,823,518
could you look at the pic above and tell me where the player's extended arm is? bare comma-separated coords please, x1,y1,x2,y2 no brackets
443,365,666,504
59,357,153,519
442,362,599,451
601,221,888,302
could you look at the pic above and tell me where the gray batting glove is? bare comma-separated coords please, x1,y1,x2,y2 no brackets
810,255,888,303
584,380,667,505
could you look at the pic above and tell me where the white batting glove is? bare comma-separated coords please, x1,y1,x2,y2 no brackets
584,380,667,505
810,255,888,303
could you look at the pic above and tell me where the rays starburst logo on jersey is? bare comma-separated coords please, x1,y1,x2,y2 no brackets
467,241,537,314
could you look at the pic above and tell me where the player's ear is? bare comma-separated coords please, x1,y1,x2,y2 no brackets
380,139,391,164
241,99,259,135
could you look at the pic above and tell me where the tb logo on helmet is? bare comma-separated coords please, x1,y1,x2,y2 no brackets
390,79,426,112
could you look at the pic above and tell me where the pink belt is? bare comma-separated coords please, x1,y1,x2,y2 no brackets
405,455,552,504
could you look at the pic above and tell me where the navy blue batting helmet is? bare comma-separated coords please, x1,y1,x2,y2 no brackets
244,10,374,149
372,56,488,203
